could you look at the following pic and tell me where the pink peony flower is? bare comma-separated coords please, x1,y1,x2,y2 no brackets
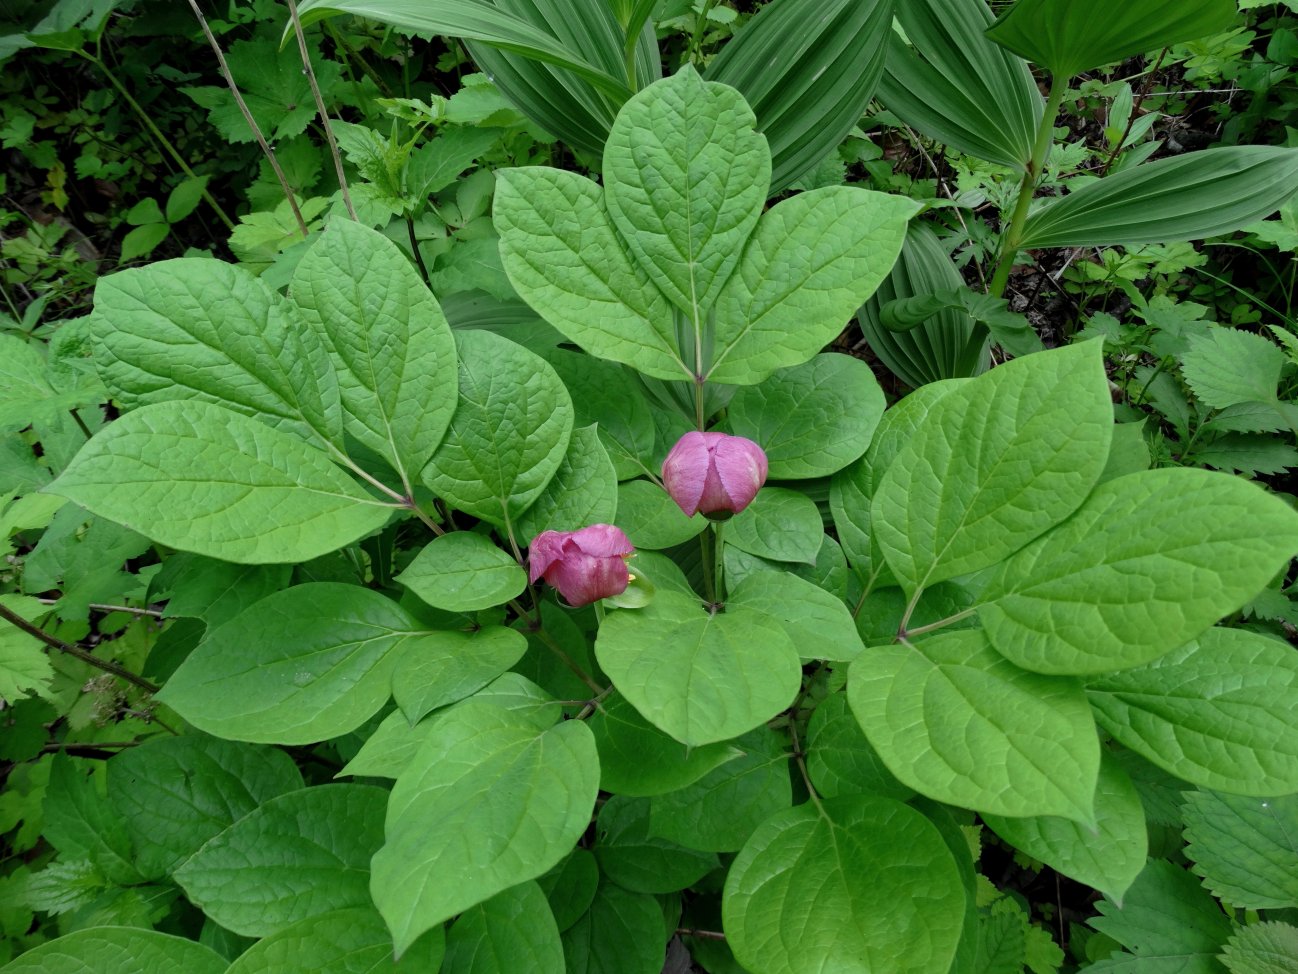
527,524,635,606
662,431,768,518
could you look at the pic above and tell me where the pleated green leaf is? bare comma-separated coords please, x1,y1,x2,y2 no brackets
878,0,1041,172
986,0,1238,79
1019,146,1298,249
723,796,966,974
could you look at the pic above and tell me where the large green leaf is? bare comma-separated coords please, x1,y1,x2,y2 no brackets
495,167,685,380
157,583,426,744
1183,789,1298,909
442,882,562,974
225,907,446,973
805,692,914,802
1221,922,1298,974
725,487,823,565
872,341,1111,592
707,187,917,384
727,353,885,479
723,796,965,974
878,0,1041,173
422,330,574,527
727,569,864,664
174,784,387,937
396,532,527,612
391,626,529,724
616,479,705,550
982,469,1298,675
371,700,598,954
43,755,142,887
561,882,665,974
847,630,1100,822
707,0,895,192
1087,628,1298,795
89,259,341,451
0,928,226,974
291,220,458,488
595,591,801,746
986,0,1238,79
515,424,618,539
594,796,718,894
48,400,394,564
1018,147,1298,249
543,350,656,481
603,65,768,321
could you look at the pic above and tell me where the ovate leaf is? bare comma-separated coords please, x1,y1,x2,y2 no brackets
48,400,394,564
0,928,226,974
443,881,563,974
727,569,864,663
514,424,618,539
391,626,528,724
805,691,914,801
1183,789,1298,909
225,907,446,973
725,487,824,565
723,796,965,974
562,882,665,974
1181,327,1287,410
396,532,527,612
594,796,718,894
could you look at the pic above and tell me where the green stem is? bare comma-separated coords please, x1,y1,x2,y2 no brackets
81,53,234,230
406,213,433,289
901,607,977,640
699,525,716,605
989,73,1069,298
688,0,717,66
1,603,160,695
712,521,726,603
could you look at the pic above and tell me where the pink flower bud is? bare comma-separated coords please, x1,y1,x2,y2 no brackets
527,524,635,607
661,431,768,518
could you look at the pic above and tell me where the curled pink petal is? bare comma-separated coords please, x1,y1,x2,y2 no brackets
661,431,769,517
526,524,634,606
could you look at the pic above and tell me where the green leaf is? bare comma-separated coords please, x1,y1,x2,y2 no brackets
391,626,528,723
537,849,598,933
174,784,387,937
157,583,428,745
877,0,1041,172
982,469,1298,675
495,167,685,380
225,907,446,973
723,796,966,974
107,735,303,881
544,350,656,481
155,555,290,628
603,66,768,319
90,259,340,450
847,629,1100,822
647,726,792,853
986,0,1238,78
396,532,527,612
726,487,823,565
515,425,618,539
0,928,226,974
1018,147,1298,249
0,594,55,703
727,353,885,479
1183,789,1298,909
805,691,914,801
983,754,1147,904
562,882,665,974
291,219,459,486
595,591,801,746
707,187,918,384
43,755,142,886
1087,627,1298,795
48,400,393,564
409,126,500,199
1086,859,1233,974
615,479,705,550
443,881,563,974
873,341,1111,592
422,330,573,527
878,287,1044,358
165,175,208,224
588,694,741,797
372,699,598,954
1181,327,1287,409
119,223,170,262
594,796,718,894
727,569,864,663
1221,922,1298,974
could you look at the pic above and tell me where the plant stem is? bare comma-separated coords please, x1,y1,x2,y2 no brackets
68,408,93,439
989,73,1070,298
688,0,717,66
786,702,824,815
532,625,605,695
699,524,716,604
901,606,977,640
36,598,162,618
0,603,160,694
406,213,433,289
712,521,726,602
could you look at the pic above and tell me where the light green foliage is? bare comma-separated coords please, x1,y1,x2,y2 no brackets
1181,326,1288,409
805,692,914,801
158,583,429,744
848,629,1100,822
726,487,823,565
225,907,445,973
43,755,141,887
174,784,387,937
514,425,618,539
726,570,864,663
442,882,562,974
372,700,598,954
615,479,705,549
1183,789,1298,908
543,351,656,481
723,796,965,974
594,796,718,894
0,334,101,431
49,400,393,564
1221,922,1298,974
561,882,665,974
0,595,54,703
0,928,226,974
397,533,527,612
153,555,290,628
391,627,528,723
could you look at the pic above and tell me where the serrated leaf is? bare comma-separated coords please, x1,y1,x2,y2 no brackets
174,784,387,937
982,469,1298,675
723,795,966,974
48,400,394,564
422,329,573,527
1088,627,1298,796
291,220,458,487
495,167,685,381
728,353,885,479
1194,435,1298,476
727,569,864,663
43,755,142,887
391,626,528,723
443,881,562,974
873,341,1112,592
805,691,914,801
594,796,718,894
707,187,917,384
848,629,1100,822
983,754,1147,904
595,592,801,746
371,700,598,954
561,882,665,974
225,907,446,973
0,928,227,974
1182,327,1286,409
515,424,618,539
1221,922,1298,974
0,594,55,703
396,532,527,612
603,65,768,320
726,487,823,565
1183,789,1298,909
157,583,428,745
